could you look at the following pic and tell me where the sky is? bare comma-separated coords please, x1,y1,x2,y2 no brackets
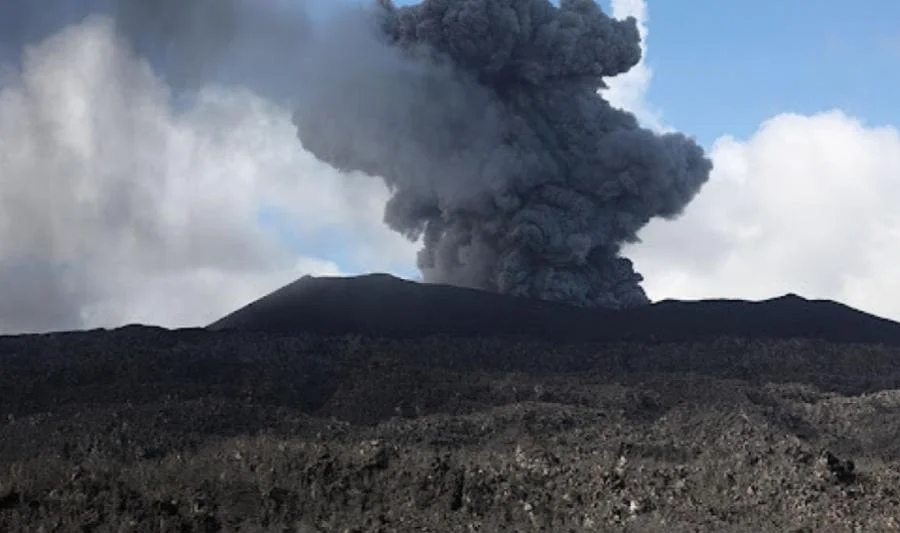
635,0,900,146
1,0,899,333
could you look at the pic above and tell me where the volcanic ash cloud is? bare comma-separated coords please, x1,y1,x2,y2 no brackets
292,0,712,309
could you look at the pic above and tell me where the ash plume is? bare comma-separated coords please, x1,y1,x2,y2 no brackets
292,0,712,309
111,0,313,98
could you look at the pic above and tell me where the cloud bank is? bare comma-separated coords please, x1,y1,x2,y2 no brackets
629,111,900,320
0,11,414,333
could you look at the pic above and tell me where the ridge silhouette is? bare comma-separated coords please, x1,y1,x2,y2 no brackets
208,274,900,346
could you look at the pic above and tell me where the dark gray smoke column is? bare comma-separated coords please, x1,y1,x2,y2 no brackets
293,0,712,309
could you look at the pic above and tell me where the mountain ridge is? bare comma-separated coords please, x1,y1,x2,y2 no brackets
207,273,900,346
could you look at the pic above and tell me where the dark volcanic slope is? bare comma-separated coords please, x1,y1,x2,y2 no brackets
208,274,900,346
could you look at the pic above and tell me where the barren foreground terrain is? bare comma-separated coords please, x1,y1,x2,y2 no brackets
2,327,900,532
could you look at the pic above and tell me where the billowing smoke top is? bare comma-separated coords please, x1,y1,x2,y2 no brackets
293,0,712,309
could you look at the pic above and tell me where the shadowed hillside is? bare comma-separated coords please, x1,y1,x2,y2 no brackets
208,273,900,346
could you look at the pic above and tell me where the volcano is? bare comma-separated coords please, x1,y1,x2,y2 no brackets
208,273,900,346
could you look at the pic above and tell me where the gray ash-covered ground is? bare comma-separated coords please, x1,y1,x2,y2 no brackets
2,328,900,531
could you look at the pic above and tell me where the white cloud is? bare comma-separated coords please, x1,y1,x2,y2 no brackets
628,111,900,320
0,15,414,333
